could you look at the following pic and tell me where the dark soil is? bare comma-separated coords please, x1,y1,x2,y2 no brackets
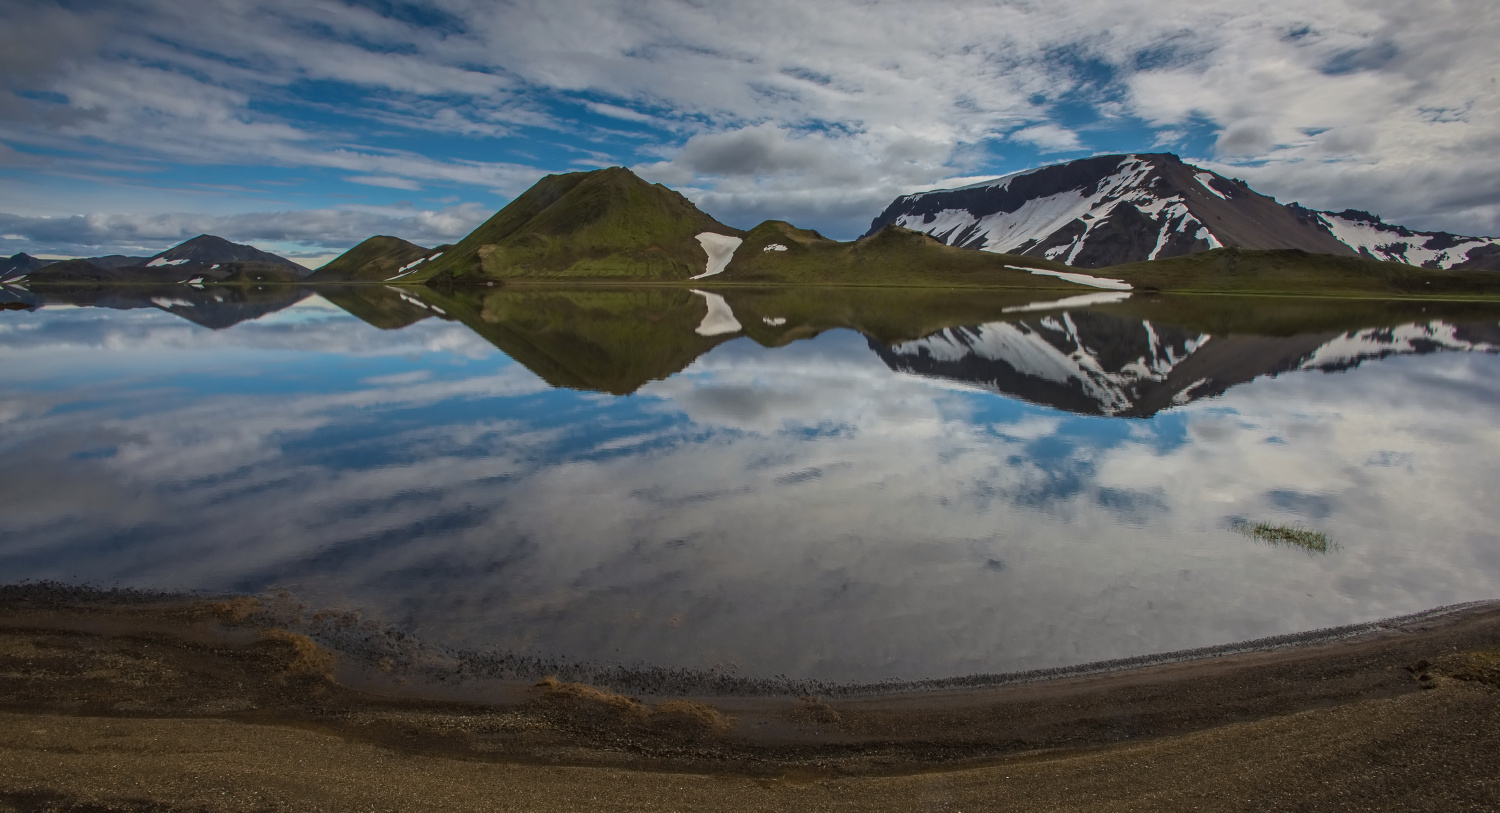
1,588,1497,811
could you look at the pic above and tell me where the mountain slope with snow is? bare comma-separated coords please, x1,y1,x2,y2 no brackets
868,154,1500,270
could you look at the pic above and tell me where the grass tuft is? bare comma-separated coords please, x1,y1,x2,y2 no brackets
258,629,336,680
533,677,735,734
1231,519,1336,553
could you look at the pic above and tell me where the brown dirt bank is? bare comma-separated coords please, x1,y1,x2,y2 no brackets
1,591,1498,811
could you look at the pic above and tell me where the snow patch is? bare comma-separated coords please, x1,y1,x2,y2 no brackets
691,289,742,336
1194,173,1228,200
692,233,743,279
763,243,788,252
147,258,190,267
1316,213,1498,269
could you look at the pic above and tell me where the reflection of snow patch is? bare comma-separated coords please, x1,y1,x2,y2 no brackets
1301,322,1495,370
763,316,787,326
691,289,742,336
1002,292,1131,313
1007,265,1132,290
691,233,743,279
150,297,194,308
763,243,788,252
1171,378,1211,406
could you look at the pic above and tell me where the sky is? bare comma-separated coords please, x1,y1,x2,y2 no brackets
1,0,1498,264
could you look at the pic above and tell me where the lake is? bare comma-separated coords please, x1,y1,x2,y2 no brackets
2,283,1499,688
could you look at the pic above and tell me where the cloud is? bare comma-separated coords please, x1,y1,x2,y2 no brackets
1,0,1499,239
0,203,492,255
1008,124,1083,153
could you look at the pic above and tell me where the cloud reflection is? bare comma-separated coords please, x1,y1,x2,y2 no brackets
0,305,1498,683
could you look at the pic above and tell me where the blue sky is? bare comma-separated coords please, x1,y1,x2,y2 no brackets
2,0,1497,264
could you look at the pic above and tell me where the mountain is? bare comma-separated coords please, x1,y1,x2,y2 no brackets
82,255,153,268
25,235,308,284
868,153,1500,270
414,166,743,284
307,236,445,283
0,252,47,282
142,234,307,275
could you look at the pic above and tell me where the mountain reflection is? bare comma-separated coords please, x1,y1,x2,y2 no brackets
16,282,1496,416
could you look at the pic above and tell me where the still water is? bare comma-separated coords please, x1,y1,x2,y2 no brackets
2,284,1498,684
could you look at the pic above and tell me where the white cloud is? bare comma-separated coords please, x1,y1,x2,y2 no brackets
1008,124,1083,153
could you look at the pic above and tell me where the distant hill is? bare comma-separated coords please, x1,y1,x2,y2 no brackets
142,234,307,275
83,255,153,268
868,153,1500,270
0,252,48,282
26,235,308,284
307,235,444,283
413,166,743,284
710,220,1075,287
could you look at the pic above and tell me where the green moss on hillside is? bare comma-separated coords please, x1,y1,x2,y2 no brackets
714,222,1075,288
415,167,741,285
307,236,435,283
1105,247,1500,298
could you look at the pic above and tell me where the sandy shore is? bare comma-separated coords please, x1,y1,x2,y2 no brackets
1,587,1497,811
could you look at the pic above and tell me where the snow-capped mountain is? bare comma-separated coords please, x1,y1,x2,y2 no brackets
868,154,1500,270
874,312,1500,417
1310,209,1500,270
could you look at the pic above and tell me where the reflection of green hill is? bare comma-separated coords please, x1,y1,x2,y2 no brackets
319,286,435,330
395,286,1119,394
414,287,734,395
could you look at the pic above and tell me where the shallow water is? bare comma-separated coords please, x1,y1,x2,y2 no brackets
2,284,1499,683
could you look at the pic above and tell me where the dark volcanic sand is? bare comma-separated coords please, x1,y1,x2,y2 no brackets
0,586,1497,811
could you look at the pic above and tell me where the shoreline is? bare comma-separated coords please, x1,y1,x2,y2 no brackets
2,585,1498,809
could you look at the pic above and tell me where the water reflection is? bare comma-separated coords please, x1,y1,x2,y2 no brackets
1,283,1498,683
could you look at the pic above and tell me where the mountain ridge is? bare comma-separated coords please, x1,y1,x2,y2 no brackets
868,153,1500,270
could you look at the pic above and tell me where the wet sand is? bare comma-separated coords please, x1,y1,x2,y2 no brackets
1,588,1497,811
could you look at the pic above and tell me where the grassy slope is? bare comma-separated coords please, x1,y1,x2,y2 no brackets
415,167,742,285
711,221,1077,288
1105,247,1500,298
306,236,433,283
410,287,731,394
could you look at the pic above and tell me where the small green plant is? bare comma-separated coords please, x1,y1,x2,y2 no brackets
1230,519,1337,554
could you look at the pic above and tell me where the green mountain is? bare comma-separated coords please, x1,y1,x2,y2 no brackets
307,236,441,283
1104,247,1500,297
414,167,742,285
713,221,1077,288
